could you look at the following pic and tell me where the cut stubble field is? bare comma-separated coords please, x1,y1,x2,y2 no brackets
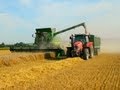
0,50,120,90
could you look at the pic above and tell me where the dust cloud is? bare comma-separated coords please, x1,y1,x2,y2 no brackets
101,38,120,53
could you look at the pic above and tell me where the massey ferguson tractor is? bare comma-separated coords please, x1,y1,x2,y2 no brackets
63,23,101,60
10,22,101,60
67,34,101,60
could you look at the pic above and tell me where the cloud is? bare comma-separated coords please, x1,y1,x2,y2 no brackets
0,13,33,30
19,0,32,7
0,13,34,44
34,0,112,30
35,0,120,39
0,13,19,30
34,0,111,29
87,0,120,38
0,0,120,44
38,0,111,16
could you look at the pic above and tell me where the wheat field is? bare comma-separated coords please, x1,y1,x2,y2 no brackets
0,50,120,90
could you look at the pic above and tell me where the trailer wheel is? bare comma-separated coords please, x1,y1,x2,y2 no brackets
84,48,89,60
96,49,100,55
94,48,99,56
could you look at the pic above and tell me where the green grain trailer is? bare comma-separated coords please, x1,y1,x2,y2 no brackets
89,35,101,55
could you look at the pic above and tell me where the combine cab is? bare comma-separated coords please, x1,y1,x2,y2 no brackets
34,28,55,48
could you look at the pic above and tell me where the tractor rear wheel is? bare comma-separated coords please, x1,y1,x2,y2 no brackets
71,50,76,57
83,48,89,60
66,47,72,57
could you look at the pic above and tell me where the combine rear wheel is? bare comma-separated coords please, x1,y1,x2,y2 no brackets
56,49,65,59
83,48,89,60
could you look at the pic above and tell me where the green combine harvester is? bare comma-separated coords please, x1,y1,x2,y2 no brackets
10,22,101,59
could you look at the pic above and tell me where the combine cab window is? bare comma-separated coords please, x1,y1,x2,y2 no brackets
35,28,53,45
42,32,52,42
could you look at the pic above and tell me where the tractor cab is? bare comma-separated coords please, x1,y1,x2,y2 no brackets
70,34,90,45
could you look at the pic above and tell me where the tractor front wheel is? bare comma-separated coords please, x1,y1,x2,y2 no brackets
90,47,94,58
83,48,89,60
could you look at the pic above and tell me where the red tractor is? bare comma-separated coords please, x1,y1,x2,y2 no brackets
54,22,101,60
67,33,99,60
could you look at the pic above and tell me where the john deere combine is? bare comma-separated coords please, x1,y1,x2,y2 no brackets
10,22,101,59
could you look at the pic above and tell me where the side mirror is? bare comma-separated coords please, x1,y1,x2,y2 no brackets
70,34,73,39
32,34,35,38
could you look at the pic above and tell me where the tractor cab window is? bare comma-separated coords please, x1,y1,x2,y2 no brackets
74,35,86,43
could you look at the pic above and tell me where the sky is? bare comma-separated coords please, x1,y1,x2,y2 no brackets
0,0,120,44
